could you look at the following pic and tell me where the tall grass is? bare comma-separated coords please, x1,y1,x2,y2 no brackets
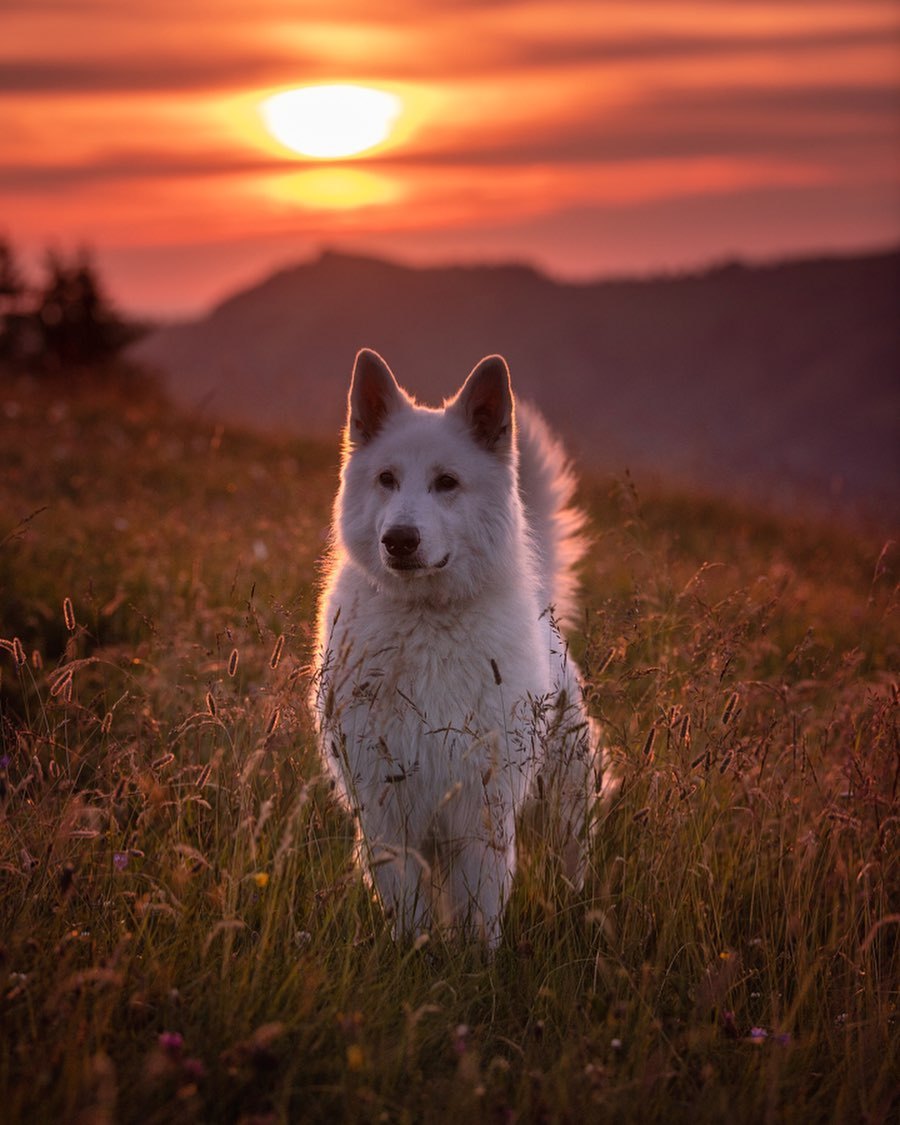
1,376,897,1123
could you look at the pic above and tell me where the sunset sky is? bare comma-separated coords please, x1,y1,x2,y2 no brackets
4,0,899,316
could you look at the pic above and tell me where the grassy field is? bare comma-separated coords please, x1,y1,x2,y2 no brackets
1,372,897,1124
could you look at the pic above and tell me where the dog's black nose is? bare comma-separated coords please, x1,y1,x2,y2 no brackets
382,525,420,559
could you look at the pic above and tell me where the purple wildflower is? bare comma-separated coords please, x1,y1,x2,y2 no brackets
159,1031,184,1058
452,1024,470,1056
182,1057,207,1081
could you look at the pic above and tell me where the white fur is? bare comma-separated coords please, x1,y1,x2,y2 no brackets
313,349,599,946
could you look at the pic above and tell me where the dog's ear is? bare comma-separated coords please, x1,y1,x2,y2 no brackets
450,355,514,455
347,349,408,446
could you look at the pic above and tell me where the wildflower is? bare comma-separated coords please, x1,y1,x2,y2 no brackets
252,872,269,888
748,1027,768,1044
452,1024,470,1056
159,1031,184,1058
113,853,129,871
182,1057,207,1081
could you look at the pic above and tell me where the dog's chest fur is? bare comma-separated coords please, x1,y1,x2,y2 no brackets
323,565,550,760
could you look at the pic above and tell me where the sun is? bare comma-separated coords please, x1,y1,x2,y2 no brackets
259,84,403,159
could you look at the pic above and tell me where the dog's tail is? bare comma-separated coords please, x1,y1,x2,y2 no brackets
515,403,589,626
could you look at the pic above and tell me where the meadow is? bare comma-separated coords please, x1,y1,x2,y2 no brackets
1,372,897,1124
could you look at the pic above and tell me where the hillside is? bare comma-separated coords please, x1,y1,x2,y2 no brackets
134,247,900,520
1,375,897,1123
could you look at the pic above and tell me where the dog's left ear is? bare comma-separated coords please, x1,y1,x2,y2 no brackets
450,356,514,455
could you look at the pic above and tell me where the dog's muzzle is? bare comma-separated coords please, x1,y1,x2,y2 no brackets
381,525,448,573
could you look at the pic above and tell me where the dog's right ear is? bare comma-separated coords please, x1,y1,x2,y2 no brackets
347,349,408,446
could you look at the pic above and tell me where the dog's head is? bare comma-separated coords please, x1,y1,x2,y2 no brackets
336,349,523,600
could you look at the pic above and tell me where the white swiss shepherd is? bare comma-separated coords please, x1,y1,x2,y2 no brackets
314,349,600,946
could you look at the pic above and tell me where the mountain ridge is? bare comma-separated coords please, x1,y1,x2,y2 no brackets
134,246,900,519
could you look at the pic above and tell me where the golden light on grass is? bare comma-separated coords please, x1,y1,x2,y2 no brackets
259,84,403,159
2,379,896,1121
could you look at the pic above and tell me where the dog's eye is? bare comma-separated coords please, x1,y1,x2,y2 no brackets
433,473,459,493
378,470,397,489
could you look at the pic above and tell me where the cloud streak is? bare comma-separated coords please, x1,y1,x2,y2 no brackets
2,0,898,313
3,25,898,95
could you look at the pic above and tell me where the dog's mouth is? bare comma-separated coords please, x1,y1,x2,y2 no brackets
385,554,450,575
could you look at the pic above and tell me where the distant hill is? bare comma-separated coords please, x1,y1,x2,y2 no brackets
134,248,900,519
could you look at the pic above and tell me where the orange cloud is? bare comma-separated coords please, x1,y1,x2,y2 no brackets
2,0,898,313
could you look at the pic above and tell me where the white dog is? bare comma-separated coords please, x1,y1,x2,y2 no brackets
313,349,600,946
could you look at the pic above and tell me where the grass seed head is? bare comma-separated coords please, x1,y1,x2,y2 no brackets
722,691,740,726
598,646,616,675
50,668,73,698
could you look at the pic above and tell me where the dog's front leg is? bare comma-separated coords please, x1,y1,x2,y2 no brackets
368,842,434,942
443,798,516,948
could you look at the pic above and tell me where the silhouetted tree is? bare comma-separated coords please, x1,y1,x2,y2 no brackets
0,239,29,363
34,250,140,372
1,239,146,377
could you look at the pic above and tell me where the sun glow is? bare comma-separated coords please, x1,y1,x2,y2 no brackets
269,167,402,210
259,84,403,159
